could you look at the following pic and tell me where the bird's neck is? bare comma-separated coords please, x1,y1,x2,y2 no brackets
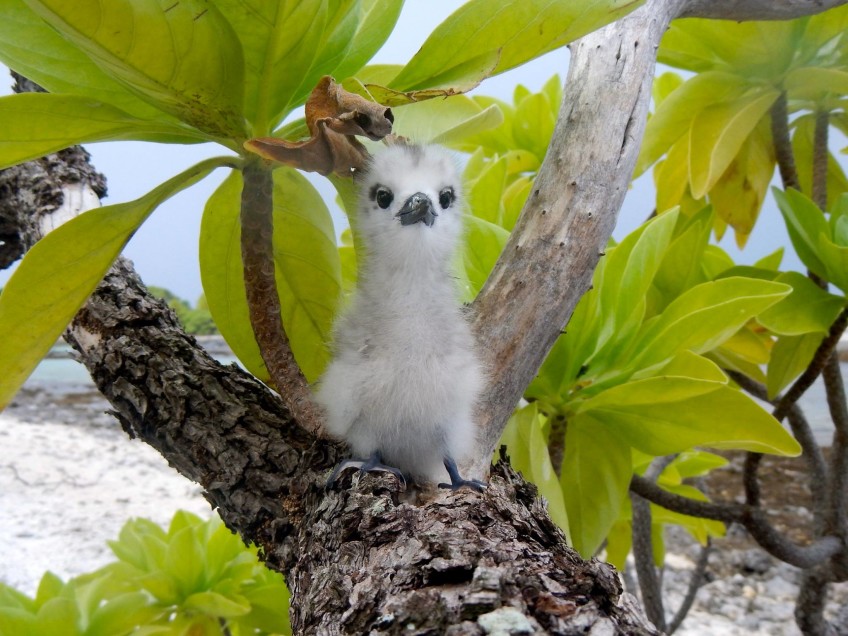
359,250,458,311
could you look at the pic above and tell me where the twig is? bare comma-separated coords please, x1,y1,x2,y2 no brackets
727,369,829,523
630,475,843,568
668,540,711,634
744,307,848,506
631,491,667,632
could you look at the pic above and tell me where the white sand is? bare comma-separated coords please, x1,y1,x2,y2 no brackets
0,413,211,595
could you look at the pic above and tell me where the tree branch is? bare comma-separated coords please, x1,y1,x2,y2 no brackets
469,0,685,464
727,369,829,523
680,0,848,20
630,475,843,568
631,491,667,632
668,540,711,635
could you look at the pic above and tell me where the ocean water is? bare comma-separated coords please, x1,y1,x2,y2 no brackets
21,343,845,445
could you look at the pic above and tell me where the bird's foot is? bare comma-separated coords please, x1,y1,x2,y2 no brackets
438,456,486,492
326,451,406,489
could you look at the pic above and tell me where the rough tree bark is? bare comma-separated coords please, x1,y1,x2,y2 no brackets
3,0,845,634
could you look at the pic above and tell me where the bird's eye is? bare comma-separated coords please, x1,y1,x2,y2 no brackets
375,187,394,209
439,187,455,210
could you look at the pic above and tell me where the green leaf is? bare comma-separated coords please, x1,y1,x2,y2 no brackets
386,95,503,145
754,248,784,271
0,157,228,409
0,93,204,170
651,210,711,310
35,598,78,636
818,233,848,293
785,67,848,101
0,608,37,636
637,72,750,176
183,591,250,619
25,0,246,138
659,18,800,76
215,0,326,129
512,92,556,162
239,583,292,634
332,0,405,81
87,592,158,636
461,215,509,300
757,271,845,336
391,0,642,91
595,209,679,354
0,0,184,122
200,167,341,383
767,332,823,398
774,187,831,278
578,377,801,456
667,450,728,479
629,277,790,371
562,417,632,557
688,88,778,199
467,155,508,225
499,404,569,537
632,350,727,383
165,526,204,598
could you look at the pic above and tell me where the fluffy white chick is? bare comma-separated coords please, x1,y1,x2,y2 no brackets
316,143,485,491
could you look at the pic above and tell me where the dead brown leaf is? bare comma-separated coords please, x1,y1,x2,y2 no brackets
244,76,394,176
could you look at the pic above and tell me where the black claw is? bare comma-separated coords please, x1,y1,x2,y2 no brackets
438,478,487,492
326,451,406,489
441,456,487,492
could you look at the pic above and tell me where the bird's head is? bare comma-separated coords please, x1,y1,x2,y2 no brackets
356,144,463,262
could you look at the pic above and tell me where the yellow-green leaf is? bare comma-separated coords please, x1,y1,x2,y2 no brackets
499,404,569,536
689,88,778,199
0,157,226,410
579,377,801,456
637,71,750,176
758,271,845,336
391,0,642,91
25,0,246,138
767,333,823,398
0,93,205,170
562,416,632,557
0,0,180,122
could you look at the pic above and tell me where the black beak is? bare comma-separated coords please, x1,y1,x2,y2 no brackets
396,192,437,227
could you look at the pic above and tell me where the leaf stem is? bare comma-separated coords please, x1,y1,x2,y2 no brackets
240,157,322,433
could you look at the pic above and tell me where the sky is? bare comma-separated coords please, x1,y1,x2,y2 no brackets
1,2,843,303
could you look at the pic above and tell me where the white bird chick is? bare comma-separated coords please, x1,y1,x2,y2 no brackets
317,143,485,491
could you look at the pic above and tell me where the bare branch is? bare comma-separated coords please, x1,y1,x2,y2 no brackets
668,540,711,634
796,566,833,634
680,0,848,21
727,369,830,523
631,491,667,632
630,475,843,568
469,0,685,464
